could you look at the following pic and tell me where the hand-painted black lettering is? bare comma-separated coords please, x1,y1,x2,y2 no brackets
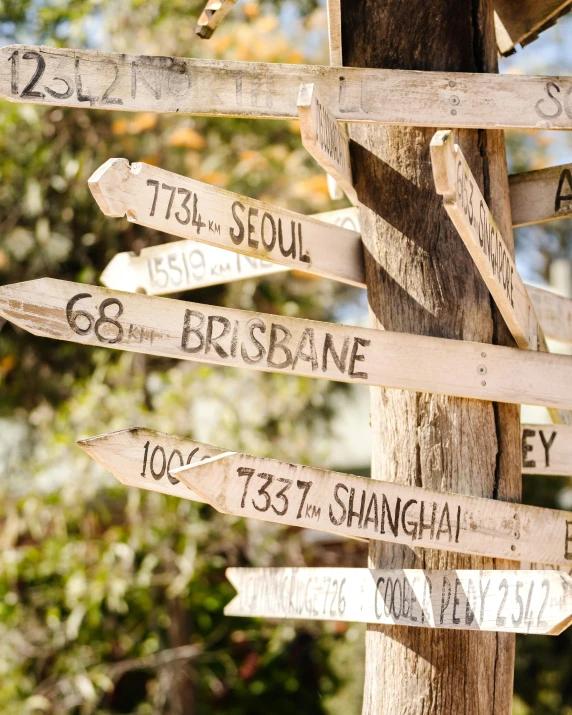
7,50,19,95
150,445,166,480
267,323,293,369
292,328,318,371
347,488,365,528
329,579,339,617
167,449,183,485
348,337,370,379
141,440,150,477
175,188,192,225
278,219,296,259
191,194,206,234
181,309,205,353
21,51,46,99
512,580,524,627
537,579,550,627
252,473,273,512
555,168,572,212
247,208,259,248
230,201,245,244
161,183,176,220
380,494,400,537
401,499,418,540
536,81,563,120
329,483,348,526
322,333,349,373
66,293,95,336
205,315,231,358
439,577,451,625
131,61,161,100
296,480,312,519
101,62,123,105
94,298,124,344
241,318,266,364
539,430,557,468
496,578,509,626
74,58,97,105
147,179,160,216
272,477,292,516
522,428,536,468
237,466,255,508
260,212,277,251
297,224,310,263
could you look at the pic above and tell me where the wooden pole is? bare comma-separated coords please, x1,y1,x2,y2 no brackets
340,1,520,713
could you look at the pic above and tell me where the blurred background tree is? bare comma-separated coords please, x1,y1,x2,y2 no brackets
0,0,571,713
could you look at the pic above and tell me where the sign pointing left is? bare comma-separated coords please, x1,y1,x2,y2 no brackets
2,278,572,410
225,567,572,635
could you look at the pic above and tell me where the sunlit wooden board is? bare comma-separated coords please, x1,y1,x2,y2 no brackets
89,159,365,288
174,450,572,565
225,567,572,635
196,0,237,39
510,163,572,227
495,0,572,55
3,279,572,410
3,45,572,129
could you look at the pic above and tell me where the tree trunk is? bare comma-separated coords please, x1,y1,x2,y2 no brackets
340,1,521,712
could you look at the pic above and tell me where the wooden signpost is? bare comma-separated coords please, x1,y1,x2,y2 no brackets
224,567,572,635
522,424,572,477
99,207,360,295
3,278,572,410
173,450,572,565
77,427,222,503
510,163,572,227
196,0,237,39
494,0,572,55
431,130,540,351
88,158,365,288
298,83,358,206
528,286,572,346
5,45,572,129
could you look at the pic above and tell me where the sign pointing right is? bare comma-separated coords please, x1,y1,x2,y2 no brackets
173,450,572,566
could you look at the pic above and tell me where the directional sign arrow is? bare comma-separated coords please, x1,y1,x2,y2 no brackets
431,130,540,351
77,427,224,503
89,159,365,288
99,207,360,295
196,0,237,39
298,83,358,206
3,45,572,129
224,567,572,635
510,163,572,228
173,450,572,565
3,278,572,410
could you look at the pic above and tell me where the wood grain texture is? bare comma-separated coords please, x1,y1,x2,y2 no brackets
4,44,572,128
432,130,539,350
510,163,572,227
88,159,365,288
341,0,518,712
175,451,572,565
494,0,572,53
327,0,343,65
196,0,237,39
2,278,572,409
528,285,572,345
99,207,359,295
225,567,572,635
298,83,358,205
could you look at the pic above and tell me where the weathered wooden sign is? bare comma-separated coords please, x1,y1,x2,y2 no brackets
225,567,572,635
431,130,540,351
174,450,572,565
527,286,572,346
298,84,358,206
196,0,237,39
326,0,343,66
3,278,572,410
99,207,360,295
510,163,572,227
89,159,365,288
494,0,572,55
4,45,572,129
77,427,222,503
522,424,572,477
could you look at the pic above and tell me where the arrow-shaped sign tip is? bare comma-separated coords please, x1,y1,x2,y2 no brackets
171,452,236,512
100,251,142,293
88,158,134,218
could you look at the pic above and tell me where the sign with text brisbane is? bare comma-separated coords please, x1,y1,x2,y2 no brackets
173,450,572,565
3,45,572,129
431,130,540,351
89,159,365,288
99,207,360,295
225,567,572,635
2,279,572,410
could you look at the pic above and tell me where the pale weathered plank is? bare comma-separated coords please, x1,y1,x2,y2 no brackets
494,0,572,54
326,0,343,66
88,159,365,288
174,450,572,565
3,45,572,129
99,207,360,295
431,130,539,351
511,163,572,227
528,285,572,345
521,424,572,476
298,83,358,206
196,0,237,39
3,278,572,409
224,567,572,635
